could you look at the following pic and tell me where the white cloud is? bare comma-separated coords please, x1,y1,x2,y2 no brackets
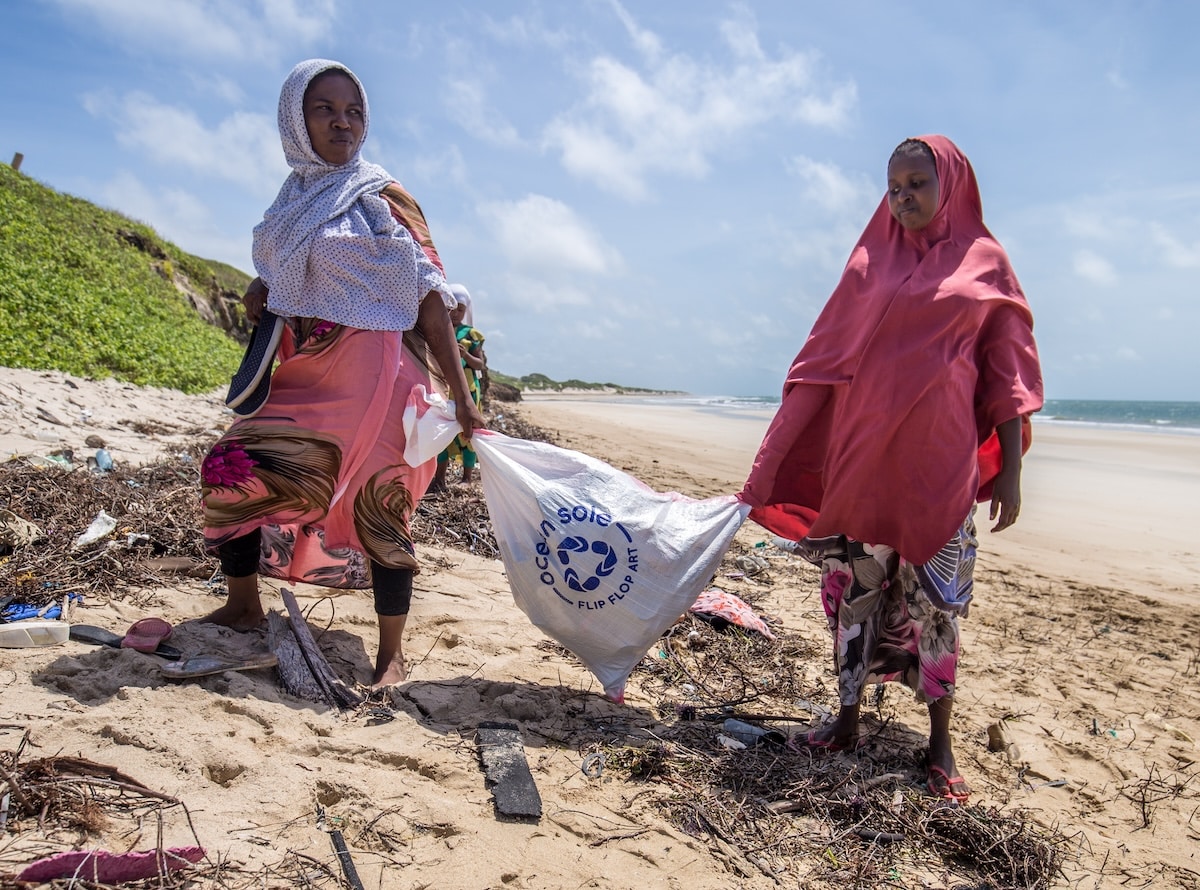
542,4,855,200
1072,249,1117,286
495,274,595,310
50,0,334,60
477,195,623,276
480,12,572,50
408,144,469,189
98,171,251,269
445,79,523,147
606,0,663,62
83,90,286,193
1116,346,1140,361
786,156,878,216
1150,223,1200,268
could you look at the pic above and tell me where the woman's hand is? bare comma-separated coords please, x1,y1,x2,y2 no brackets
418,291,487,439
988,463,1021,532
455,397,486,441
243,278,268,326
990,416,1024,532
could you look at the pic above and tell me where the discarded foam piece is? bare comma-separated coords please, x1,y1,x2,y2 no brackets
0,619,69,648
476,721,542,820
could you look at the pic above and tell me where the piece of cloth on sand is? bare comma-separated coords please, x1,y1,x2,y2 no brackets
689,588,775,639
18,847,205,883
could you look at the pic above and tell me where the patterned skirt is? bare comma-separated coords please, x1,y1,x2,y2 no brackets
201,320,436,589
801,512,977,705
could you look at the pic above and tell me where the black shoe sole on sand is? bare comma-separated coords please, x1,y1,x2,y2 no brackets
226,311,284,417
69,624,183,660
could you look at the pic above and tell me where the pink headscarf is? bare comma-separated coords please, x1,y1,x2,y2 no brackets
741,135,1043,564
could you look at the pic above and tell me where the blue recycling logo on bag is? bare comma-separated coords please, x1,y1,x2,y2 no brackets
533,504,639,610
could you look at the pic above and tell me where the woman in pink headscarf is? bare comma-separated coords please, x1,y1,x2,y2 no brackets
741,136,1042,802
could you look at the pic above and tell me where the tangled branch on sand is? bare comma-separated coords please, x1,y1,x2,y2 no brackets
0,444,216,608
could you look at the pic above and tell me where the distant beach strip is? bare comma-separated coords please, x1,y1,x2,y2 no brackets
528,394,1200,435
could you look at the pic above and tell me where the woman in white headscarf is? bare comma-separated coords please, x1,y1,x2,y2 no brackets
200,59,485,689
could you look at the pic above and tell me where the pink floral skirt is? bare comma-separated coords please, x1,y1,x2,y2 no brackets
201,321,436,589
807,536,960,705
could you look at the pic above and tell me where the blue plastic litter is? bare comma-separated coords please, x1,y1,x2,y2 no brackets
2,593,83,622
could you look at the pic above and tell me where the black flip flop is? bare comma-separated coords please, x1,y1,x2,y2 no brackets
69,624,183,660
226,310,284,417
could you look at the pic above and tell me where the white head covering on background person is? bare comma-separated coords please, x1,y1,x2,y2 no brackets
252,58,451,332
448,284,473,326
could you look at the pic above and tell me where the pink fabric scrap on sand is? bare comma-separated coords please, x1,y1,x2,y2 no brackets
17,845,205,883
690,588,775,639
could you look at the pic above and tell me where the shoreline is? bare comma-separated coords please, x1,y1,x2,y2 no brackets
522,390,1200,436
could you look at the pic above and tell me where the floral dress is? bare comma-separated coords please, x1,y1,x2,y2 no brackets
801,510,977,705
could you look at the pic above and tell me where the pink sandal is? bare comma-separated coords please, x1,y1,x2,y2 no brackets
787,730,865,753
121,617,173,654
927,765,970,803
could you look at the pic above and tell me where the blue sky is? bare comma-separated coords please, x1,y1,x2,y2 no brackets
3,1,1197,400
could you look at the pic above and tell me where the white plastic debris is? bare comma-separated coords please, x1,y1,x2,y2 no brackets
71,510,117,551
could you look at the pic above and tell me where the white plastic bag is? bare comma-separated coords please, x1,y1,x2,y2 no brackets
472,431,749,701
401,385,460,467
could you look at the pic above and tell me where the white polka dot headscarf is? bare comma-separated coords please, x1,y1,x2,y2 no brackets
277,58,372,179
251,59,450,332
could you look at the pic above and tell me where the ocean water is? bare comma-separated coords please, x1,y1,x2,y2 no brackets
1038,400,1200,433
658,396,1200,435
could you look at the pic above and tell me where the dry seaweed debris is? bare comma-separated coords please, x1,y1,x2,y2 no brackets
0,719,410,888
0,443,216,608
0,727,358,889
584,608,1071,889
0,406,556,608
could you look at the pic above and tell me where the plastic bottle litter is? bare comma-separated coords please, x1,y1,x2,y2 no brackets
771,536,800,553
71,510,118,551
722,718,787,747
93,449,113,471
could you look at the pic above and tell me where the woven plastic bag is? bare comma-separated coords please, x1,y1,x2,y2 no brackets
471,431,749,701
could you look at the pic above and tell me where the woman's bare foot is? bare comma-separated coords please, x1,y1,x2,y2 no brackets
201,601,266,632
927,696,969,800
370,655,406,690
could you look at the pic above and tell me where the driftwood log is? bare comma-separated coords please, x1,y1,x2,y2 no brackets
266,588,363,711
266,611,326,704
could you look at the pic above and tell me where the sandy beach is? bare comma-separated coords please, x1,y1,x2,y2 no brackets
1,370,1198,888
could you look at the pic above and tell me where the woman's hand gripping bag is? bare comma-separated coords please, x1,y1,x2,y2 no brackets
471,431,749,702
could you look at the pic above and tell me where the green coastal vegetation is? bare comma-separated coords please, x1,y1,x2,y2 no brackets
0,163,248,394
0,163,672,397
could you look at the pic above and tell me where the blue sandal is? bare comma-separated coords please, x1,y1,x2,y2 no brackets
226,311,284,417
